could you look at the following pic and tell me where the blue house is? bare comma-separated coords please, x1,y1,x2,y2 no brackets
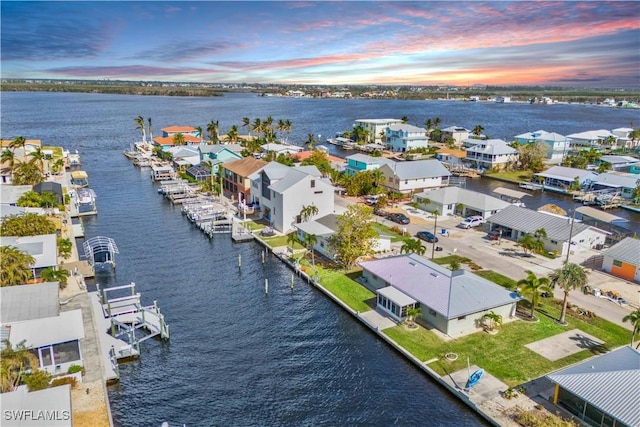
199,144,243,173
344,153,393,176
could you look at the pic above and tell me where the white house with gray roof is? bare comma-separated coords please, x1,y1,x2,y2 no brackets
252,162,334,233
439,126,470,146
379,159,451,194
513,130,569,161
0,234,58,280
385,123,428,152
359,254,520,336
589,172,639,199
413,187,510,219
601,237,640,283
547,346,640,427
464,139,518,171
566,129,615,148
354,119,403,143
483,205,608,257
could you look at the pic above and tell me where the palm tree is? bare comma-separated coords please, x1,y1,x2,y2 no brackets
134,116,146,143
207,120,219,144
517,270,552,320
252,118,263,138
264,116,275,141
369,169,385,189
195,126,203,144
302,233,318,267
482,311,503,332
549,263,589,324
1,340,40,392
283,119,292,143
9,136,27,162
518,233,544,255
401,115,409,124
242,117,251,137
147,117,153,143
472,125,484,138
51,158,65,175
28,146,45,174
40,266,70,289
433,117,441,130
1,149,16,180
227,125,239,143
0,246,35,286
406,306,421,327
306,134,317,150
299,204,319,222
622,309,640,349
286,232,299,254
400,238,426,256
424,118,433,136
172,133,185,146
449,259,461,271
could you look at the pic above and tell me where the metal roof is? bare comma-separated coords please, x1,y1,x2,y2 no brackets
576,206,628,224
1,282,59,323
465,139,517,155
7,309,84,348
0,385,72,427
485,206,594,241
601,237,640,266
386,159,451,180
416,187,510,213
378,286,417,306
492,187,530,200
0,234,58,269
535,166,598,181
359,254,519,319
592,172,639,189
547,346,640,427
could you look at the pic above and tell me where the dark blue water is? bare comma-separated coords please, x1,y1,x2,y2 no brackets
2,92,639,426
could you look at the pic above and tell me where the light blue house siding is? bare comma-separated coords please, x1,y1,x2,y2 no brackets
386,124,428,152
344,154,384,176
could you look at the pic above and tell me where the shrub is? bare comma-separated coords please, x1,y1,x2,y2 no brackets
24,370,51,391
67,364,84,375
50,376,78,389
513,408,578,427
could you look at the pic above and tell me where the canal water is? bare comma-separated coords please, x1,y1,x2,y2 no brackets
2,92,638,426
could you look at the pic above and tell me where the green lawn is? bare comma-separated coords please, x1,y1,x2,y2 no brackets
371,222,410,243
484,170,534,184
242,220,266,231
315,266,375,313
475,270,518,289
262,234,305,250
384,300,630,386
432,255,471,266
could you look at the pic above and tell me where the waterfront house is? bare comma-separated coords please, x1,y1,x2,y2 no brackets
601,237,640,283
167,146,201,170
599,155,640,171
379,159,451,194
359,254,520,336
413,187,510,219
252,162,334,233
150,164,175,182
198,144,243,173
483,205,608,257
295,213,391,261
33,181,64,205
513,130,569,162
495,96,511,103
385,123,429,152
534,166,599,192
0,384,73,427
566,129,615,149
611,127,636,148
185,166,212,182
546,346,640,427
222,156,267,202
435,147,466,167
589,172,639,199
344,153,394,176
0,234,58,280
1,184,38,205
261,143,303,157
354,119,404,144
1,282,85,376
153,125,201,149
439,126,470,146
464,139,518,171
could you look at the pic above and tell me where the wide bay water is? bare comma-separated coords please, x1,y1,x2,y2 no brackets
2,92,639,426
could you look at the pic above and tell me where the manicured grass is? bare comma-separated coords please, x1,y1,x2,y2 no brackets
384,300,630,386
484,170,534,184
313,266,375,312
431,255,471,266
370,222,409,242
475,270,518,289
242,220,266,231
261,235,304,249
42,145,63,157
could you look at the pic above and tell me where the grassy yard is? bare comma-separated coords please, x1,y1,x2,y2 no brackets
384,300,630,386
475,270,518,289
242,220,266,231
370,222,411,243
431,255,471,266
314,266,375,313
484,170,534,184
261,234,305,250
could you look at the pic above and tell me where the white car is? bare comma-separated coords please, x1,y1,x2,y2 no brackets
458,216,484,229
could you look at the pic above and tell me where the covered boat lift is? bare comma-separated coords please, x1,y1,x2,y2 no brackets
492,187,530,207
576,206,633,246
83,236,119,273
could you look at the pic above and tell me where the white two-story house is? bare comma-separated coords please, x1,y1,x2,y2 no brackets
253,162,335,233
354,119,403,144
464,139,518,171
513,130,569,162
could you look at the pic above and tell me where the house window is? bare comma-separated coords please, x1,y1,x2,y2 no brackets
429,309,436,317
310,180,315,188
53,341,81,364
613,260,622,267
314,191,323,194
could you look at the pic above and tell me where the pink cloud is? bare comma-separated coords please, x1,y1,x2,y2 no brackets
49,65,218,78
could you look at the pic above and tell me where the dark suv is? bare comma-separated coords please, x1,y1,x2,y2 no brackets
388,213,410,224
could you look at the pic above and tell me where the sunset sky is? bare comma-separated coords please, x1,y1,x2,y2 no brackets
2,1,639,87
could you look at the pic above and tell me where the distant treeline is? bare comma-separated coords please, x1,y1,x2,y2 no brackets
2,80,638,103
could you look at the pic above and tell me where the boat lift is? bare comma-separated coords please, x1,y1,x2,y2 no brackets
83,236,119,273
96,282,170,359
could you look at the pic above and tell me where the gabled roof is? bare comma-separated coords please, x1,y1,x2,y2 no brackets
1,282,59,323
535,166,598,181
293,150,344,163
223,157,267,177
485,205,597,241
465,139,518,155
261,143,302,153
259,161,291,181
384,159,451,179
547,346,640,427
601,237,640,266
269,166,327,194
416,187,510,212
359,254,519,318
168,146,199,158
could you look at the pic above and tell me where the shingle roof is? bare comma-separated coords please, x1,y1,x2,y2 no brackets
485,206,595,241
359,254,519,318
601,237,640,266
223,157,267,177
547,346,640,427
387,159,451,179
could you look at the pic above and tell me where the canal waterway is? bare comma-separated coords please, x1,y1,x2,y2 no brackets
2,92,639,425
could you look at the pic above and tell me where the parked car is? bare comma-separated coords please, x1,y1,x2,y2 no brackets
388,213,410,224
416,231,438,243
488,228,506,240
458,215,483,229
374,208,389,218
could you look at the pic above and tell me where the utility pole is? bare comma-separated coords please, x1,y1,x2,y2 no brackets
431,210,439,260
564,209,576,264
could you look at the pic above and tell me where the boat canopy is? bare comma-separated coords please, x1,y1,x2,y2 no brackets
70,170,88,179
492,187,530,200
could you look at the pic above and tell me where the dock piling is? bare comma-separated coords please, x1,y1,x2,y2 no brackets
265,278,268,294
